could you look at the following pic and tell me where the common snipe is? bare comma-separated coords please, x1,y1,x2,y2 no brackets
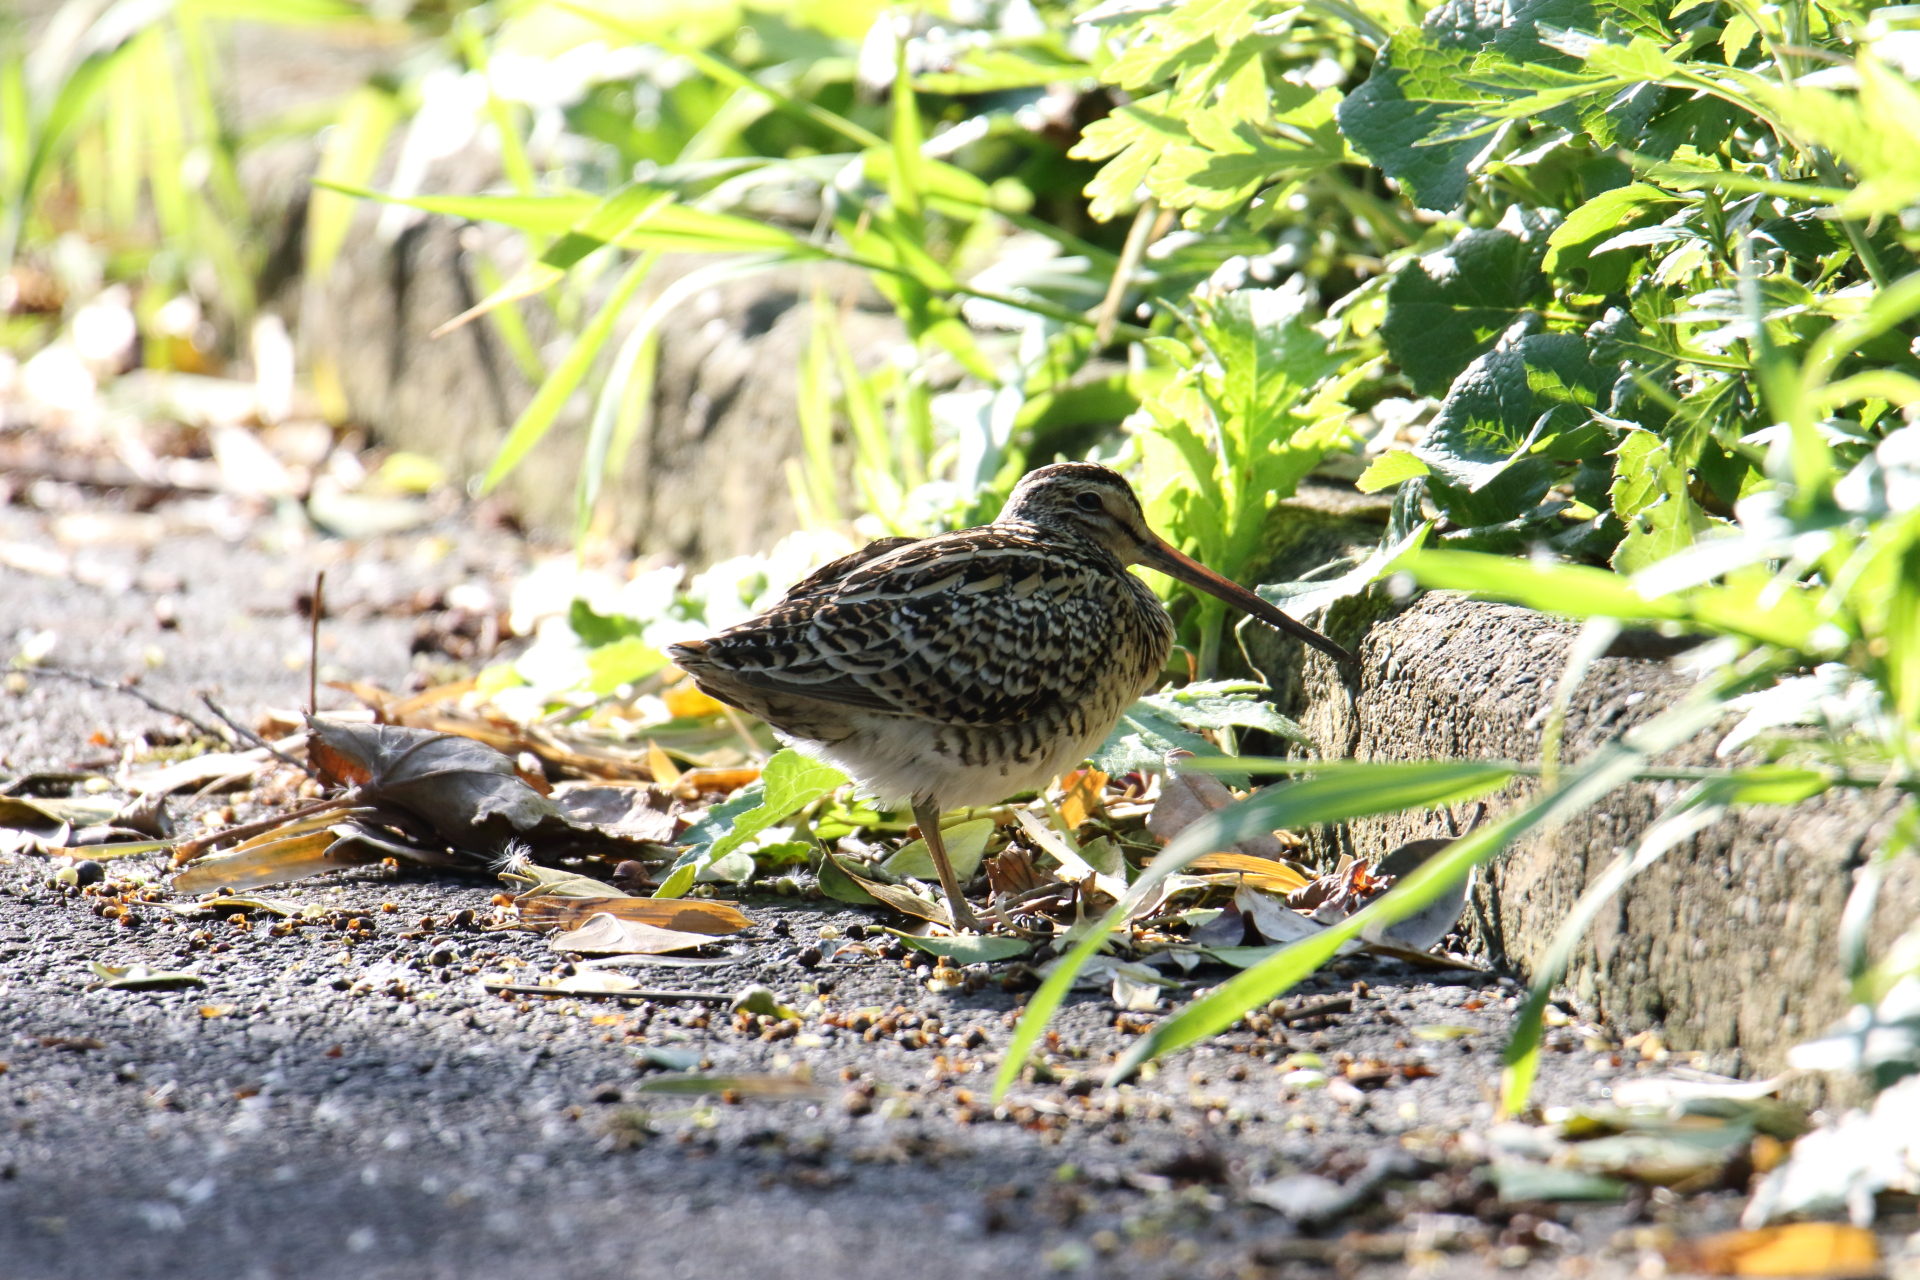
670,462,1355,931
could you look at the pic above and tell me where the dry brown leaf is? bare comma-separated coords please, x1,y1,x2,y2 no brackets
1666,1224,1879,1278
672,766,761,799
549,913,720,955
1055,768,1108,831
173,828,380,894
516,896,750,936
1192,853,1312,893
646,741,681,785
1145,753,1284,859
828,854,951,927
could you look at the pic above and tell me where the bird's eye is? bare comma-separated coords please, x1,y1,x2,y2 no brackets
1074,492,1104,512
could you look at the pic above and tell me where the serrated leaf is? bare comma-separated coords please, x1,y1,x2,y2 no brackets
1381,213,1555,397
1608,428,1728,573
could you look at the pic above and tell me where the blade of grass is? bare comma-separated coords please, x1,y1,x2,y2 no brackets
551,0,885,150
575,258,662,541
479,251,657,495
993,760,1521,1100
305,81,402,286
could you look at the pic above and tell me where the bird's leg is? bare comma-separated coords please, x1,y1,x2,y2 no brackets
913,798,983,934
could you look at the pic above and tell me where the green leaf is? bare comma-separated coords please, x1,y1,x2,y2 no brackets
883,818,996,883
654,751,847,899
994,760,1517,1099
310,180,599,235
584,638,670,695
479,253,657,495
886,930,1031,963
818,853,881,905
1416,331,1606,525
1356,450,1431,493
1411,549,1680,622
711,752,847,864
1608,428,1726,574
1542,182,1683,293
1381,212,1555,397
569,600,642,648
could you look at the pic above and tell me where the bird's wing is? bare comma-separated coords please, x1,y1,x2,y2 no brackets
778,537,920,604
686,530,1125,726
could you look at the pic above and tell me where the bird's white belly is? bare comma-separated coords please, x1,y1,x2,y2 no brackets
785,705,1128,810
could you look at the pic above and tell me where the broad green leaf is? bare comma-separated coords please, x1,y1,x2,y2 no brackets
883,818,996,882
709,751,847,863
1381,212,1554,397
654,751,848,899
1356,449,1431,492
1415,331,1605,525
1608,428,1726,573
585,638,670,695
994,760,1517,1099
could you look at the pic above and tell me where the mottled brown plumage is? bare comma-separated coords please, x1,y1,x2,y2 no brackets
669,462,1353,930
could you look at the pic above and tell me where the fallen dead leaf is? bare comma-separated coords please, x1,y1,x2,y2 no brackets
548,913,721,955
515,896,750,936
1196,853,1311,893
1666,1224,1879,1278
1055,768,1107,831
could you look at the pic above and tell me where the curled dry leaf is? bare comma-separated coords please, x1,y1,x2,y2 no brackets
1192,852,1311,893
1145,752,1285,859
517,896,749,936
548,913,722,955
1665,1224,1878,1278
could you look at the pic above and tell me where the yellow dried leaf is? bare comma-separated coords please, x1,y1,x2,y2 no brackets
1055,768,1108,831
646,740,681,785
1668,1224,1879,1278
662,682,728,720
1192,853,1312,893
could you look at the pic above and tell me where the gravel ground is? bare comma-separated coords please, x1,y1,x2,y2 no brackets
0,486,1877,1280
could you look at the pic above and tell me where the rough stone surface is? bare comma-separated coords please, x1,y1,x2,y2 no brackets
302,151,905,565
1250,587,1917,1094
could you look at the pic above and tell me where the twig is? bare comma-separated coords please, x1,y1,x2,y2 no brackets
27,666,230,744
308,569,326,717
481,983,731,1002
169,794,358,863
1275,996,1353,1023
198,693,316,779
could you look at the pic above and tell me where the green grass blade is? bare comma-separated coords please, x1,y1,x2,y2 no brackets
480,252,656,495
890,34,923,222
992,760,1520,1100
310,179,599,235
575,258,662,541
304,82,401,286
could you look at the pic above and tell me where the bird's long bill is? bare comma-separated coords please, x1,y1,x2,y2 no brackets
1137,538,1358,666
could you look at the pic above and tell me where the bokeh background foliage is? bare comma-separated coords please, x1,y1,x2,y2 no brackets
5,0,1920,1102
